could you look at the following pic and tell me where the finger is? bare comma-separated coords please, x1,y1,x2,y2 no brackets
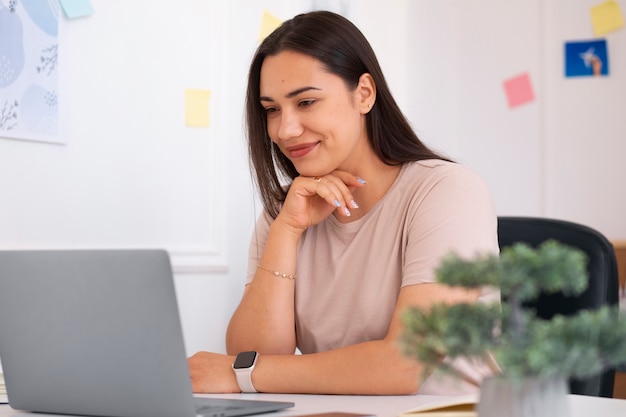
313,175,357,217
330,170,368,189
307,176,348,213
322,172,366,211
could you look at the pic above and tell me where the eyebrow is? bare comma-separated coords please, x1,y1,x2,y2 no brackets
259,86,322,102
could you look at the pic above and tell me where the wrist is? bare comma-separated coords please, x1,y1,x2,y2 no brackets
270,216,305,244
232,351,259,393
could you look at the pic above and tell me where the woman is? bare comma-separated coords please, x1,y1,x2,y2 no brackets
188,10,498,395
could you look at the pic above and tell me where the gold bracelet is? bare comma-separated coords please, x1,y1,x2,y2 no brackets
257,264,296,280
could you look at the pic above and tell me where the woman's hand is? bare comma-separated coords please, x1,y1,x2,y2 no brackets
226,171,365,357
277,170,366,233
188,352,240,393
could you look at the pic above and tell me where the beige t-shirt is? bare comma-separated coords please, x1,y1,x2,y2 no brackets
246,160,500,394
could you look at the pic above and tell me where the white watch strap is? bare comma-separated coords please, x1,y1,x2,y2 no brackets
233,352,258,393
234,367,257,393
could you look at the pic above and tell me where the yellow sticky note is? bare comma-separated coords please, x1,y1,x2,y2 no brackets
590,0,624,36
259,10,282,42
185,89,211,127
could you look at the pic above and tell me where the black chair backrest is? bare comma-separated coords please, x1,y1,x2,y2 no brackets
498,216,619,398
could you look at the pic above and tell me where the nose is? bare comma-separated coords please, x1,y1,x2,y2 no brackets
276,108,304,141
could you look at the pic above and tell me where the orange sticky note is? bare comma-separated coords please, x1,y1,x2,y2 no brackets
590,0,624,36
259,10,282,42
185,89,211,127
503,73,535,109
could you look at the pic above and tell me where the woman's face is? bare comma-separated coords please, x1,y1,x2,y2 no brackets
259,50,373,177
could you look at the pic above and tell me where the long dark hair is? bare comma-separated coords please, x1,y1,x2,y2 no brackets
246,10,450,218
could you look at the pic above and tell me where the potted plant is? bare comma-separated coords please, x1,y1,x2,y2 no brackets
401,240,626,417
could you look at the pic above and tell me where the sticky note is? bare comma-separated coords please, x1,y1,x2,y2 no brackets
590,0,624,35
503,73,535,109
564,39,609,77
58,0,95,19
185,89,211,127
259,10,282,42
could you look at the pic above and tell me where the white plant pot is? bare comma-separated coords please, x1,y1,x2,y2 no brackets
477,375,570,417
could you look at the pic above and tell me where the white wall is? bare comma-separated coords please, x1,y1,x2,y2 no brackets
1,0,625,360
403,0,626,239
405,1,544,217
543,1,626,239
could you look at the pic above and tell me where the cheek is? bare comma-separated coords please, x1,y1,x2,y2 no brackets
266,117,279,143
328,108,361,137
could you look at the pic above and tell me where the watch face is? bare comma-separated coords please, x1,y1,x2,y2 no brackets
233,351,257,369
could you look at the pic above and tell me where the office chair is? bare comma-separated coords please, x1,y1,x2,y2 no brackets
498,216,620,398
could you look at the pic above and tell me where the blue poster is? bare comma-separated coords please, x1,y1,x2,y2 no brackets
0,0,61,144
565,39,609,77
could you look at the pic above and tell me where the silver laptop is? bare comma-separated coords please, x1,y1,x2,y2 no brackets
0,249,293,417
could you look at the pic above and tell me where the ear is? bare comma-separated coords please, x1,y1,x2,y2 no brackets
356,73,376,114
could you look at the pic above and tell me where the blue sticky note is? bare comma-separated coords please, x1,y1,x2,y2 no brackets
564,39,609,77
58,0,94,19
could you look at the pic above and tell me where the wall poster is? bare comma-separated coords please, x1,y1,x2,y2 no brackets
0,0,62,144
564,39,610,78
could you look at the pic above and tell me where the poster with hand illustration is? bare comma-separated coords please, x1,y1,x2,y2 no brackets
564,39,610,77
0,0,62,144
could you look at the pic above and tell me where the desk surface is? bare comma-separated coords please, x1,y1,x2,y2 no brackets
3,392,626,417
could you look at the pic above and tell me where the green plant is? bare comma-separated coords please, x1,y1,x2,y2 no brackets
401,240,626,381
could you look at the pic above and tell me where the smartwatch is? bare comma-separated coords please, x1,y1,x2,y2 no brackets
232,351,258,393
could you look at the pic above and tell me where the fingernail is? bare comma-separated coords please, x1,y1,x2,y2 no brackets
343,207,351,217
351,200,359,209
357,177,367,184
334,200,341,207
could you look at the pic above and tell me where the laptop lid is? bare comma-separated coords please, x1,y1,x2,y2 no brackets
0,249,292,417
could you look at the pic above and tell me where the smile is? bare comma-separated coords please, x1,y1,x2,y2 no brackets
287,142,319,159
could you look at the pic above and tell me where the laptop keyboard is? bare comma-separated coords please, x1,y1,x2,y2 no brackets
196,404,245,412
196,404,247,416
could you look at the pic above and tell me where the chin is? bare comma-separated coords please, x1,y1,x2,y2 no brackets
293,164,330,178
297,169,331,178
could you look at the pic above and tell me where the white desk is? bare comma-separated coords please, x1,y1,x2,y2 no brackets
4,392,625,417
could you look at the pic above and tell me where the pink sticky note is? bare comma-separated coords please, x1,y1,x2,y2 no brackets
503,73,535,108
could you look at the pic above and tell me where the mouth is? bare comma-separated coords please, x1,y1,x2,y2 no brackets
286,142,319,159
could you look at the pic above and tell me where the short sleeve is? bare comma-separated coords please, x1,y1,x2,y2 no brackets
401,165,499,287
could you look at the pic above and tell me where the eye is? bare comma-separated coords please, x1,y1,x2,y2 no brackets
264,106,279,114
298,99,316,108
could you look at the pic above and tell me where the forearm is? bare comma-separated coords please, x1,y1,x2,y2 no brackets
251,339,423,395
226,219,302,355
